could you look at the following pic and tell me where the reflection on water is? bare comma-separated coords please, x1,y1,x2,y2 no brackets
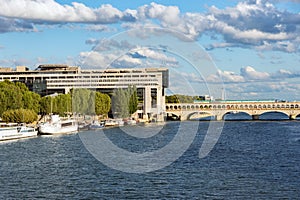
199,112,293,121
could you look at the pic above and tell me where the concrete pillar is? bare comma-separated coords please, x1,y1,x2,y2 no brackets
65,87,70,94
289,115,297,120
155,87,164,122
252,115,259,120
215,115,223,121
143,86,151,120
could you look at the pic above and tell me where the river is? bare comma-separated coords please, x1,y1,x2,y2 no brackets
0,114,300,199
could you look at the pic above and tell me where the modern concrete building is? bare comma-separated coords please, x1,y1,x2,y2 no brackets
0,64,169,121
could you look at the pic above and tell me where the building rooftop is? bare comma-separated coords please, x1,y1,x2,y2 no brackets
36,64,79,71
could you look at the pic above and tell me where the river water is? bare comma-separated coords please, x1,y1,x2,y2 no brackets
1,116,300,199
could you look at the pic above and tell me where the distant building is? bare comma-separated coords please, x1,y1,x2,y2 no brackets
198,95,214,101
0,64,169,121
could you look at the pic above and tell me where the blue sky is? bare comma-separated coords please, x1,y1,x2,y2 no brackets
0,0,299,100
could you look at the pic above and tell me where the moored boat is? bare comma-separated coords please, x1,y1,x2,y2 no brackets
0,123,38,141
104,119,119,127
39,115,78,135
124,118,137,125
88,120,105,130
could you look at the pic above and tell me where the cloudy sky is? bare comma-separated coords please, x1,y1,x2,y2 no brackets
0,0,299,100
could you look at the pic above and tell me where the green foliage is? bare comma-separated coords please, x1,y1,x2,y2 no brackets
0,80,41,117
72,88,95,115
39,93,72,116
23,91,41,113
165,95,179,103
0,80,23,112
0,80,111,121
112,88,128,118
128,85,138,115
53,93,72,116
166,94,201,103
95,92,111,117
112,86,138,118
2,109,38,123
71,88,111,116
39,96,52,115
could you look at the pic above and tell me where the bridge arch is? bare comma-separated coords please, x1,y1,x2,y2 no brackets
222,111,252,120
259,111,290,119
186,111,213,120
166,112,181,120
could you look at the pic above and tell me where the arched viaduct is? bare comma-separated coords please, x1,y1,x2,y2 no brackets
166,102,300,121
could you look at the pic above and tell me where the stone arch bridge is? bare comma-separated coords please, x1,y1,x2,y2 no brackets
166,101,300,121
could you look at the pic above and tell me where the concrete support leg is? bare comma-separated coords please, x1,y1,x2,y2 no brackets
65,87,70,94
143,87,151,121
215,115,223,121
252,115,259,120
289,115,297,120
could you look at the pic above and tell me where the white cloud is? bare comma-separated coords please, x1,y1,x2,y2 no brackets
207,70,245,83
0,0,124,23
208,66,300,84
111,54,143,68
0,17,36,33
78,51,117,68
131,48,178,64
240,66,270,80
143,2,181,26
85,25,111,32
255,40,298,52
0,0,299,52
204,1,300,52
207,67,273,83
79,39,180,69
222,81,300,100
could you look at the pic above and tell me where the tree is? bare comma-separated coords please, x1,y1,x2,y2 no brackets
72,88,92,115
112,88,128,118
39,94,72,116
87,91,96,115
128,85,138,115
23,91,41,113
0,80,41,118
166,94,201,103
53,94,72,116
39,96,52,115
0,80,24,113
111,86,138,118
95,92,111,117
165,95,179,103
2,109,38,123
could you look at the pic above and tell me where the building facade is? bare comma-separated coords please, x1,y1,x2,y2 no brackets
0,64,169,121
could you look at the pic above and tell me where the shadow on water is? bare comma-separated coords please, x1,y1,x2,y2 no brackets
223,112,252,121
194,112,299,121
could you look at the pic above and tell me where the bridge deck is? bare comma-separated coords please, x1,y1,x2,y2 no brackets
165,102,300,120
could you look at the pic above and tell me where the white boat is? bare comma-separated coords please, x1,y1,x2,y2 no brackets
39,115,78,135
116,119,124,126
88,120,105,130
125,118,137,125
0,123,38,141
105,119,119,127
